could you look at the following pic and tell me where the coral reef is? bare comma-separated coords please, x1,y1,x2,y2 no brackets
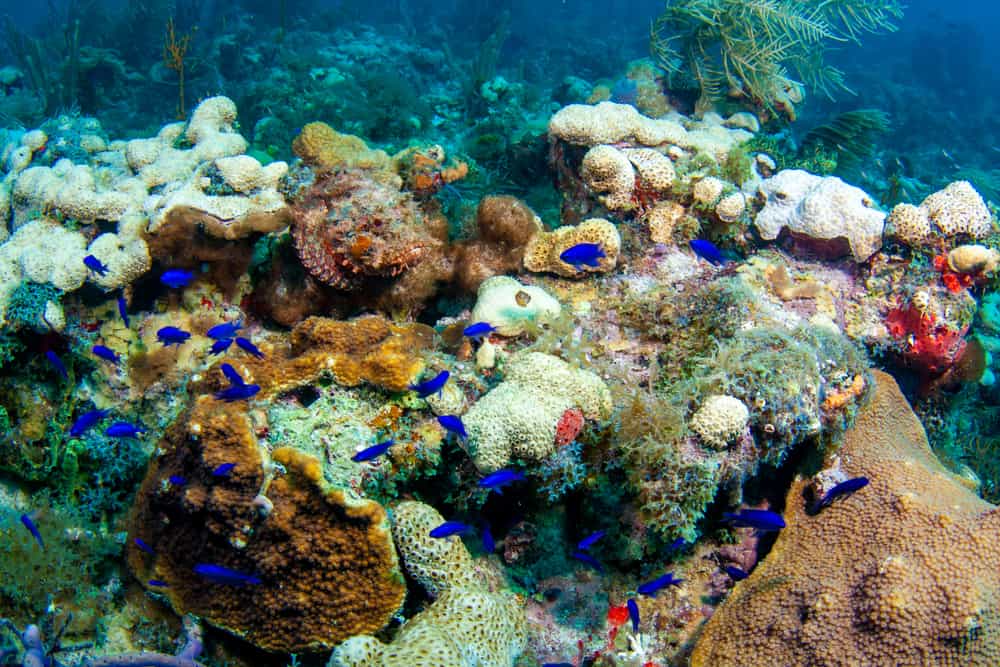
469,276,561,337
886,180,994,249
523,218,621,277
691,371,1000,666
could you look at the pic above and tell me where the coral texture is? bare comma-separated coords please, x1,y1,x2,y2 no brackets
689,395,750,449
691,371,1000,667
126,396,406,652
523,218,621,277
887,181,993,248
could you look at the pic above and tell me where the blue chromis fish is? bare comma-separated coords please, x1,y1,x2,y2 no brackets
70,409,110,437
105,421,146,438
627,598,640,633
45,350,67,378
571,550,604,573
193,563,262,586
463,322,496,339
410,370,450,398
437,415,467,440
215,383,260,402
117,293,130,328
157,326,191,347
429,521,472,539
725,565,749,581
482,524,495,553
637,572,683,597
148,579,169,587
83,254,109,276
352,439,394,463
220,363,246,386
92,344,120,364
207,320,242,340
689,239,725,266
168,475,187,486
160,269,195,289
134,537,154,555
723,508,786,531
20,514,43,549
478,469,526,494
212,463,236,477
813,476,870,512
235,337,264,358
209,338,234,355
559,243,606,269
577,530,606,551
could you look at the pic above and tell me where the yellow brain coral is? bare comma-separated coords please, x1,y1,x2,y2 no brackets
691,371,1000,667
523,218,621,277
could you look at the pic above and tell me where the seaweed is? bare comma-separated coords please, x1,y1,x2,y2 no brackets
800,109,890,178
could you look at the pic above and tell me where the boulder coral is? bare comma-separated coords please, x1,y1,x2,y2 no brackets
469,276,561,337
464,351,612,472
523,218,621,277
126,396,406,653
887,181,994,248
691,371,1000,667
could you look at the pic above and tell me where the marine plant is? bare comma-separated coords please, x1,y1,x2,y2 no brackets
651,0,904,118
800,108,891,177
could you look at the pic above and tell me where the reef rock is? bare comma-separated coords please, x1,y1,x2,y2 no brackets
691,370,1000,666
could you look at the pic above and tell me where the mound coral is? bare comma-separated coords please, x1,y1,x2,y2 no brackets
887,181,993,248
691,371,1000,666
523,218,621,277
126,396,406,653
292,121,395,180
469,276,561,337
464,351,612,472
689,394,749,449
754,169,885,262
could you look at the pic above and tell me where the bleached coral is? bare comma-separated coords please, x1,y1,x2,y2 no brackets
581,145,635,211
470,276,561,336
690,395,750,449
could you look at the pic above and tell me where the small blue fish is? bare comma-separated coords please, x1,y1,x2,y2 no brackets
70,409,111,437
84,254,109,276
478,469,525,494
215,383,260,402
429,521,472,538
577,530,606,551
813,476,870,512
482,524,495,553
410,370,450,398
352,439,394,463
212,463,236,477
723,509,786,531
725,565,749,581
45,351,67,378
20,514,43,549
160,269,194,289
134,537,154,555
193,563,262,586
542,663,575,667
689,239,725,266
559,243,606,269
209,338,234,355
157,326,191,347
667,537,687,552
207,320,242,340
168,475,187,486
627,598,640,633
92,344,120,364
570,550,604,573
235,337,264,359
117,293,130,328
637,572,683,597
463,322,496,339
437,415,467,440
220,363,246,386
148,580,169,587
105,421,146,438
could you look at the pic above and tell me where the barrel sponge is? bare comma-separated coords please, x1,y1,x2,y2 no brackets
184,95,247,160
689,395,749,449
86,232,151,290
886,202,931,247
390,501,480,597
469,275,561,337
580,145,635,211
523,218,621,278
125,397,406,653
623,147,675,193
464,352,612,472
922,180,993,239
691,371,1000,667
754,170,885,262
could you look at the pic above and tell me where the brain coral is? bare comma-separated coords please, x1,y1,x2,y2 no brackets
691,371,1000,667
523,218,621,278
464,351,612,472
126,396,406,653
754,169,885,262
888,181,993,247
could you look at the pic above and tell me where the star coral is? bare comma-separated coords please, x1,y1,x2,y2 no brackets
691,371,1000,667
523,218,621,277
126,396,406,652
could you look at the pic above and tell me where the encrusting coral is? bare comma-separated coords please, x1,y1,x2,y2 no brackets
126,396,406,653
691,371,1000,666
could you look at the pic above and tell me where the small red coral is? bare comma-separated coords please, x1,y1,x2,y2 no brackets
554,408,585,447
885,304,967,376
